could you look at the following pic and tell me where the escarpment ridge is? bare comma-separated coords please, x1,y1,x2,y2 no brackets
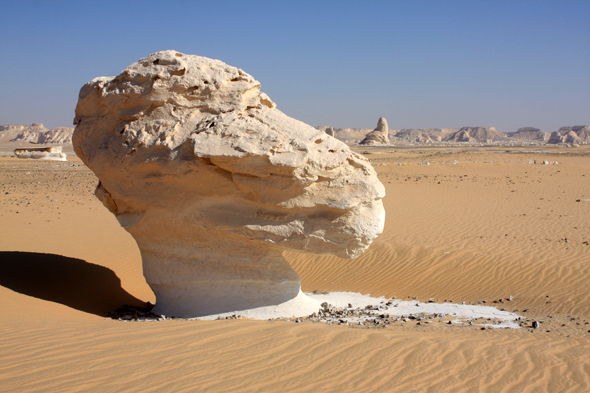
0,123,74,145
316,125,589,145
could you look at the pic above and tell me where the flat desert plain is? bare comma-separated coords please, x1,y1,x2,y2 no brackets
1,145,589,392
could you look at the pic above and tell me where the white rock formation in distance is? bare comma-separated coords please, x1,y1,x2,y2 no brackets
73,51,385,318
5,123,75,145
548,126,590,144
360,117,390,145
14,146,67,161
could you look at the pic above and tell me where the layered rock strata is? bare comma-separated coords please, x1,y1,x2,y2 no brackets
360,117,390,145
73,51,385,318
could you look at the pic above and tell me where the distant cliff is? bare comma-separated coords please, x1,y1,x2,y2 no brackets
317,123,589,146
507,127,550,142
548,126,590,145
0,123,74,145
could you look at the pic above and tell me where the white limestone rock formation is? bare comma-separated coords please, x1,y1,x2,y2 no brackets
548,126,590,144
0,125,26,144
507,127,549,143
10,123,49,143
14,146,67,161
5,123,74,145
37,127,75,144
73,51,385,318
444,127,509,144
2,123,48,143
360,117,390,145
392,128,452,144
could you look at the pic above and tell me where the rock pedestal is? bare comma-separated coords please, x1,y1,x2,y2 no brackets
135,226,311,317
73,51,385,318
360,117,390,145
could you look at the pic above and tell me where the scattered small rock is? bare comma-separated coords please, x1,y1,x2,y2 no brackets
106,303,163,321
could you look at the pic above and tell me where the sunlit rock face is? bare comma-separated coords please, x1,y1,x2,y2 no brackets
73,51,385,318
360,117,390,145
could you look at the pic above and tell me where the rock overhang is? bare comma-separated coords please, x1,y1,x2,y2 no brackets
73,50,386,317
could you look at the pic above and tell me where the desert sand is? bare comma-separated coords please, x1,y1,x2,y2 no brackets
1,144,589,392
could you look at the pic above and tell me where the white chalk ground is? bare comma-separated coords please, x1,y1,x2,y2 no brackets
194,290,322,321
18,156,67,161
193,292,521,328
0,151,67,161
309,292,520,329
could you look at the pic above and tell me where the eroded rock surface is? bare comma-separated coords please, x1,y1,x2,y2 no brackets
73,51,385,318
360,117,390,145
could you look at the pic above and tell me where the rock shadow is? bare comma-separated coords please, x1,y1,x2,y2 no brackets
0,251,146,316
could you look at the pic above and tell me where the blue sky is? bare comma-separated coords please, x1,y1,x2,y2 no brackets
1,0,588,132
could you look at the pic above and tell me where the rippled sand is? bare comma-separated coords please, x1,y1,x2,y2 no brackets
1,145,589,392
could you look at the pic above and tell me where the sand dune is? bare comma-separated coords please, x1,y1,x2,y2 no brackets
1,145,589,392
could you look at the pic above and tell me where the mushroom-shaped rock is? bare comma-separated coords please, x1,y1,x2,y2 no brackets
73,51,385,318
360,117,390,145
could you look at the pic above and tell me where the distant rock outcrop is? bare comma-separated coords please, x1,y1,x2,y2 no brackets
548,126,590,144
14,146,67,161
73,50,386,318
0,123,46,143
507,127,549,142
320,125,520,145
316,126,373,144
391,128,458,144
360,117,390,145
443,127,509,144
1,123,74,145
317,123,590,146
37,128,75,144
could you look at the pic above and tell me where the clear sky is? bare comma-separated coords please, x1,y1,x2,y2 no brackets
1,0,588,132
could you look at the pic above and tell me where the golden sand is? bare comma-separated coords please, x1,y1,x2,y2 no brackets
1,145,589,392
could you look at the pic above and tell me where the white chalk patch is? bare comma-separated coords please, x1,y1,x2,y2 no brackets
308,292,520,328
193,291,521,328
194,290,322,321
24,156,67,161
